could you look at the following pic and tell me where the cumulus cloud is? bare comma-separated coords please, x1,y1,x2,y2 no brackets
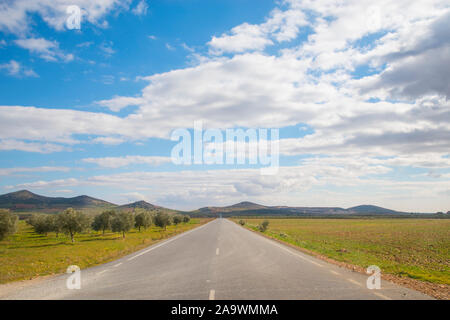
14,38,74,62
120,192,148,203
209,23,274,54
358,12,450,99
82,156,171,168
1,1,449,162
97,96,144,112
7,167,450,212
98,41,115,57
132,0,148,16
91,136,126,145
0,106,123,145
1,0,450,211
208,2,307,54
0,166,70,176
0,60,37,77
0,139,68,153
0,0,131,35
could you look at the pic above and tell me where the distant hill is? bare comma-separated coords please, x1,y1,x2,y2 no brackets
117,200,160,211
0,190,115,212
347,205,401,215
227,201,268,210
191,201,408,217
196,201,267,214
0,190,177,214
0,190,414,217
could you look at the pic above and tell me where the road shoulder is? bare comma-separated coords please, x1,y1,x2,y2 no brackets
230,219,446,300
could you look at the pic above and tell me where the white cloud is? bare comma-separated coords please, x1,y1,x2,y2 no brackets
1,0,450,211
0,139,67,153
358,12,450,99
208,3,307,55
209,23,274,54
0,60,37,77
100,75,115,85
97,96,143,112
120,192,147,203
0,166,70,176
54,189,73,193
182,43,194,52
76,41,94,48
91,136,126,145
8,167,450,212
82,156,171,168
0,0,131,35
0,106,124,145
99,41,115,57
14,38,74,62
132,0,148,16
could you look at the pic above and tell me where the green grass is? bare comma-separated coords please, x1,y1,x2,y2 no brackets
235,218,450,285
0,219,209,284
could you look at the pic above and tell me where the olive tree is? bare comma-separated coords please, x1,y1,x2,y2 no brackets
28,215,52,236
259,220,269,232
154,212,171,230
0,209,18,241
28,214,64,237
112,211,135,238
172,214,183,225
49,214,64,237
59,208,91,242
92,210,115,234
135,211,152,232
183,215,190,223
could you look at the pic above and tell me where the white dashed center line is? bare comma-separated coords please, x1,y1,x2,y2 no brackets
373,291,392,300
216,248,220,255
330,270,340,276
347,278,362,286
209,290,215,300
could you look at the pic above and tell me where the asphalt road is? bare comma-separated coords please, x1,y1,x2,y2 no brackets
0,218,432,300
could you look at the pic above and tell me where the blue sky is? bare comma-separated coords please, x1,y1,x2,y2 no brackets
0,0,449,212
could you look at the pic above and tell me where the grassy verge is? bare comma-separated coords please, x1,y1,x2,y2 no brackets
0,218,210,284
233,218,449,285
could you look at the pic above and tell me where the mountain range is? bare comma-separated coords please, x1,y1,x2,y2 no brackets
189,201,409,217
0,190,163,214
0,190,423,216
